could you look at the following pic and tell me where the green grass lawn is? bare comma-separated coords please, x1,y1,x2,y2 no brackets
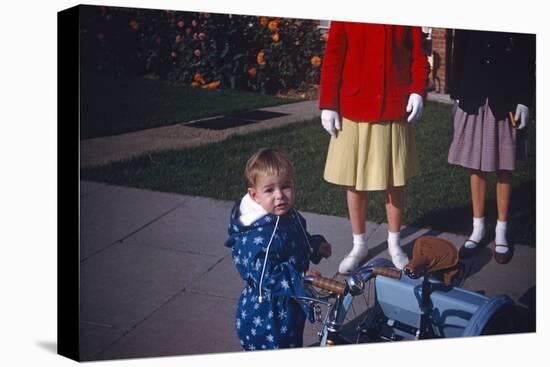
81,101,536,246
80,71,295,139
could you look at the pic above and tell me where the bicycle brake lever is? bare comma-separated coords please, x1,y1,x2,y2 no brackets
347,272,365,296
404,268,423,279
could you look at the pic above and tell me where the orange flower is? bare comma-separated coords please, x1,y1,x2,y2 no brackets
257,51,265,65
311,56,321,67
271,33,280,42
129,20,139,31
260,17,268,26
194,73,204,83
268,20,278,32
191,81,200,88
322,32,329,42
248,67,257,78
202,81,221,90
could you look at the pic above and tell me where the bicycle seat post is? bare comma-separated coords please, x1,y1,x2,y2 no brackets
417,275,435,339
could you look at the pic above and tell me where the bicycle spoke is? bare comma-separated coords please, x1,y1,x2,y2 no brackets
334,277,377,343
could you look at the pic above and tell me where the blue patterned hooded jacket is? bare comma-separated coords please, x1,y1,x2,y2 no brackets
224,194,326,351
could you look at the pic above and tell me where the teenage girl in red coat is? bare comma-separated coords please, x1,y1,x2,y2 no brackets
319,21,429,273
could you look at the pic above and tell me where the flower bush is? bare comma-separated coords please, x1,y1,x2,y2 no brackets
80,5,327,95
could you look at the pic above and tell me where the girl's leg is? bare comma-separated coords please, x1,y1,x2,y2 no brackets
461,170,488,256
347,187,368,234
385,185,409,269
338,187,370,274
471,170,487,219
496,170,512,223
494,170,513,263
385,184,404,232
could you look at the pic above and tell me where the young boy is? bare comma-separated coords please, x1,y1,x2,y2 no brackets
224,148,332,351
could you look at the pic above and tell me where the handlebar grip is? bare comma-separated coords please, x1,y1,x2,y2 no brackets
311,276,347,295
372,266,402,280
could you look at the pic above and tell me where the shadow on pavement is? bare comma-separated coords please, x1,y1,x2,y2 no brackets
408,180,535,248
516,286,536,333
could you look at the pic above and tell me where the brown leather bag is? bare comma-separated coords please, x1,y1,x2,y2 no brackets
404,236,460,285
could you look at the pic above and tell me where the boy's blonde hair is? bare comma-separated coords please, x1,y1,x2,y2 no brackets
244,148,295,187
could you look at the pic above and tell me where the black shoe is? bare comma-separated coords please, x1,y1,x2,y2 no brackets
494,244,513,264
458,239,481,259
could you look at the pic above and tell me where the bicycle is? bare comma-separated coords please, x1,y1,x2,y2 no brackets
296,236,519,346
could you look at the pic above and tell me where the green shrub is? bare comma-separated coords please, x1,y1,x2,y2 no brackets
79,5,326,94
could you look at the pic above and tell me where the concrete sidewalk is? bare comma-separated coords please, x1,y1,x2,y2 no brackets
79,180,535,361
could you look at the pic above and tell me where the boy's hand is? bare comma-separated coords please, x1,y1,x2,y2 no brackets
309,236,332,264
305,269,322,278
319,242,332,259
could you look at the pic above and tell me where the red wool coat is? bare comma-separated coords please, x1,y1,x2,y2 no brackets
319,21,429,122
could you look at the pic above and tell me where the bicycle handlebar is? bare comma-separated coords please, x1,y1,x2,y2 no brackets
372,266,402,279
311,276,347,295
305,266,401,295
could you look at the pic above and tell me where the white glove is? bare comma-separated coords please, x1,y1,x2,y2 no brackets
514,104,529,129
406,93,424,122
321,109,341,137
452,99,459,119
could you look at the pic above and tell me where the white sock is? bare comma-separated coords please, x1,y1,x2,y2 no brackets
353,233,368,246
465,217,485,249
387,231,409,269
348,232,369,257
387,231,401,251
338,233,369,274
495,220,509,253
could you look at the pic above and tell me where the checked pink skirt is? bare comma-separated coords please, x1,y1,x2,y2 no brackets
448,100,519,172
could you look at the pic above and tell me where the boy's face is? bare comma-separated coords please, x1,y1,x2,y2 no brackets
248,174,295,216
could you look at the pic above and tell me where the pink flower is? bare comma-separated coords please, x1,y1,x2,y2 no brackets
129,20,139,31
194,49,201,57
203,13,210,18
177,20,185,28
175,35,182,44
185,27,192,35
193,33,199,41
198,32,206,41
192,19,197,27
171,52,177,59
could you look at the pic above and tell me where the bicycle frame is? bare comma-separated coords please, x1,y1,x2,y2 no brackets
302,258,395,345
300,258,517,346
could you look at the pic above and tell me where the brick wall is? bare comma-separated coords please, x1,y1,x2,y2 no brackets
430,28,449,94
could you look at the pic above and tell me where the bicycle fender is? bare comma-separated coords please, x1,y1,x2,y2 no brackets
461,295,515,336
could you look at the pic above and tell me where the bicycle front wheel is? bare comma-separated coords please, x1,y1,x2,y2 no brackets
319,259,393,346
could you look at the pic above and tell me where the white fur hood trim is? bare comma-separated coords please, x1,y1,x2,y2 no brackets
238,193,268,226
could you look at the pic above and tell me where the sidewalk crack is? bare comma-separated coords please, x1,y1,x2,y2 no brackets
81,201,187,263
91,286,187,360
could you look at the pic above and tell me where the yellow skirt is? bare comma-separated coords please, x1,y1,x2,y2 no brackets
324,118,418,191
